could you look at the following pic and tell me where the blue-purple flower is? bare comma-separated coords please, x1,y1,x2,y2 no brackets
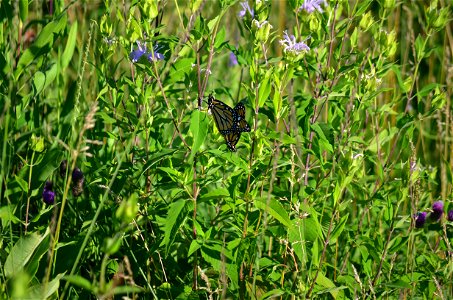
448,210,453,222
430,201,444,221
42,181,55,205
238,1,254,18
414,212,427,228
280,31,310,54
130,41,164,63
298,0,327,13
229,52,238,66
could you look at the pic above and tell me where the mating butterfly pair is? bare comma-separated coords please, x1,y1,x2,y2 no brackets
208,95,251,151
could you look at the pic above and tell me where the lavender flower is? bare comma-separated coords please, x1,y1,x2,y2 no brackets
448,210,453,222
229,52,238,66
298,0,327,13
130,41,164,63
429,201,444,221
238,1,254,18
42,181,55,205
414,212,427,228
280,31,310,54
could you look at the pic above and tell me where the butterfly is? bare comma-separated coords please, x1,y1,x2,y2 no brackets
223,131,242,152
207,95,251,151
208,95,251,134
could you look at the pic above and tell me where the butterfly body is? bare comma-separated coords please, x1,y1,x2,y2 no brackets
208,95,251,151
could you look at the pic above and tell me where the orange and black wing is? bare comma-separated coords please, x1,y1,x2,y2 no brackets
208,95,236,134
233,102,251,132
223,131,241,152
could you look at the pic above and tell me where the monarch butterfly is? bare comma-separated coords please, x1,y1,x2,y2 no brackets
223,131,242,152
208,95,236,134
207,94,251,151
208,95,251,134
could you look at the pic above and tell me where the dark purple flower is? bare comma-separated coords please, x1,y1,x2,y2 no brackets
298,0,327,13
238,1,254,18
414,212,427,228
60,160,67,178
72,167,84,183
42,181,55,205
72,168,84,197
430,201,444,221
448,210,453,222
229,52,238,66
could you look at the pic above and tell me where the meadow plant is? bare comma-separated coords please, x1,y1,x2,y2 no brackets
1,0,452,299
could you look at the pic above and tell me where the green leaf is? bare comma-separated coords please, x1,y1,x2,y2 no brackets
63,274,93,291
161,200,187,254
26,273,65,299
200,244,237,288
311,123,333,153
329,214,348,243
255,198,291,228
313,271,344,299
214,26,226,49
188,110,208,162
168,58,194,83
258,70,272,108
4,228,50,278
19,0,28,23
188,240,201,257
14,175,28,193
61,21,78,69
0,205,21,224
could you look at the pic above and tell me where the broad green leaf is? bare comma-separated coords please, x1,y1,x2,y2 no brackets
0,205,21,224
61,21,78,69
258,69,272,108
14,175,28,193
188,240,201,257
161,200,187,254
201,244,237,288
188,110,208,162
168,58,194,83
313,271,345,299
214,26,226,49
19,0,28,23
311,123,333,153
329,214,348,243
63,275,93,291
25,273,65,300
5,228,50,278
255,198,291,228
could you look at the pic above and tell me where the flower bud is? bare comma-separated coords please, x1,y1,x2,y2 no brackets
430,201,443,221
42,181,55,205
414,212,427,228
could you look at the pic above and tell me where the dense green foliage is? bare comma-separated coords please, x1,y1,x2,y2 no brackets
1,0,452,298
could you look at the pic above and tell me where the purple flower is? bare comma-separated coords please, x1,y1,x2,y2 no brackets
72,168,84,197
238,1,254,18
130,41,164,63
229,52,238,66
448,210,453,221
60,160,67,178
430,201,444,221
298,0,327,13
72,167,84,183
130,41,147,62
414,212,427,228
42,181,55,205
280,31,310,54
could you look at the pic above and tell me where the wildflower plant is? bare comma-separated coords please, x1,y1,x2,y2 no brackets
1,0,453,299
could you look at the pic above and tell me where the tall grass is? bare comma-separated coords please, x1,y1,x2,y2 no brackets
0,0,452,299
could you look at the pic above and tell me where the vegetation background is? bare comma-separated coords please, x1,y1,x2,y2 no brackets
1,0,452,298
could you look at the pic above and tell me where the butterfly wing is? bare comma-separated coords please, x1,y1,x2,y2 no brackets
208,95,236,134
223,131,241,152
233,102,251,132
